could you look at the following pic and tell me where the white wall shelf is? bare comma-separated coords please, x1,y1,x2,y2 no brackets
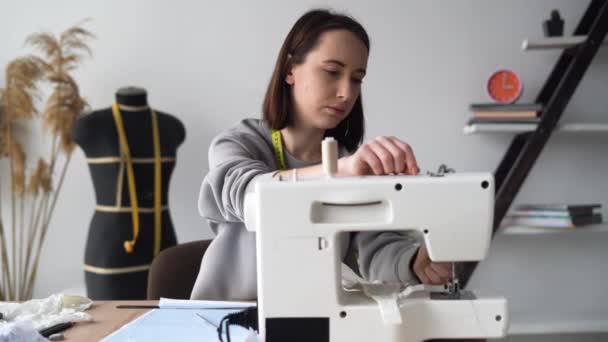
470,229,608,336
509,312,608,335
463,122,608,135
522,36,608,50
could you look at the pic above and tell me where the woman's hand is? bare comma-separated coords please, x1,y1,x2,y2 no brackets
412,244,453,285
338,136,420,176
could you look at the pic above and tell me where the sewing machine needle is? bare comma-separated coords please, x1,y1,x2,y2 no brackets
449,262,460,299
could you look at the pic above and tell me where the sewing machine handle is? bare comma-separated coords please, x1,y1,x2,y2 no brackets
319,200,383,207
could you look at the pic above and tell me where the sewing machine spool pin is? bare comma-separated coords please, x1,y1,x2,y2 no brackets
322,137,338,177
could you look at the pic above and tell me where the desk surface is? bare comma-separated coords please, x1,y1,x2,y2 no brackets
64,300,156,341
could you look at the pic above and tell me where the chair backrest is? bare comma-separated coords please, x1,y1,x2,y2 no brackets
147,239,212,299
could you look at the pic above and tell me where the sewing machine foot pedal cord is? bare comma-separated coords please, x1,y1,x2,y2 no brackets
218,307,258,342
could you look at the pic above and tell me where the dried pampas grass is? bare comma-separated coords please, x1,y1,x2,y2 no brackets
0,20,93,301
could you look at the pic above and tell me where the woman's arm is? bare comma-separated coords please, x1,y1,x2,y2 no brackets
355,231,421,285
271,158,350,180
273,136,420,179
199,132,274,223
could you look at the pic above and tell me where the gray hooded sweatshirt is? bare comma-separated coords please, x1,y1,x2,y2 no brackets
191,118,420,300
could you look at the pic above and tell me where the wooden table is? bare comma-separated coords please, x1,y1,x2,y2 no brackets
63,300,157,341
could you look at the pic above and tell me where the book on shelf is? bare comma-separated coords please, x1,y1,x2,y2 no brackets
469,103,544,112
500,224,604,235
472,111,539,119
467,117,541,125
503,203,603,229
503,213,602,228
514,203,601,216
469,102,543,120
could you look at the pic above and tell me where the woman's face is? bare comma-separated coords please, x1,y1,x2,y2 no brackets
286,29,368,130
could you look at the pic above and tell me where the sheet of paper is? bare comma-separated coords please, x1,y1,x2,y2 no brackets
100,308,254,342
159,298,256,309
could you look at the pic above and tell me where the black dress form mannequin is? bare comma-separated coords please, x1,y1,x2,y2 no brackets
72,87,185,299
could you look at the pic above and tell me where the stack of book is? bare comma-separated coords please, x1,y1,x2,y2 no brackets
503,203,603,229
467,103,543,125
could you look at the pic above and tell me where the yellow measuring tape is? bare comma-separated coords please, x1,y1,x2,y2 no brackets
271,129,286,170
112,102,162,255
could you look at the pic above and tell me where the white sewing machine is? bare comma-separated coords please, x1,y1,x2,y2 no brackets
244,140,508,342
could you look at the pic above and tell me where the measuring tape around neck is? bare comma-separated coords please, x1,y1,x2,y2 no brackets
112,102,162,255
271,129,287,170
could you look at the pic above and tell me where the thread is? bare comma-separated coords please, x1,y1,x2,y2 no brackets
322,137,338,176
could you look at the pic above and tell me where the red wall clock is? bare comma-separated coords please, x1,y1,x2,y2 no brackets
487,69,523,104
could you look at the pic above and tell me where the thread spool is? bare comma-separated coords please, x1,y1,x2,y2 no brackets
322,137,338,176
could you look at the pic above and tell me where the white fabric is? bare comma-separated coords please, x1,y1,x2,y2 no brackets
342,263,439,325
0,294,92,331
0,321,48,342
244,329,261,342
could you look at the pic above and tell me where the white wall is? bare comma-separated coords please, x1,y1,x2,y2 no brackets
1,0,607,339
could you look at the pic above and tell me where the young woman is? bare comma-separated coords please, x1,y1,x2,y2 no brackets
191,9,452,301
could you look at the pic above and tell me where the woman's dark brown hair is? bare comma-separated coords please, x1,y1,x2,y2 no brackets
262,9,369,153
